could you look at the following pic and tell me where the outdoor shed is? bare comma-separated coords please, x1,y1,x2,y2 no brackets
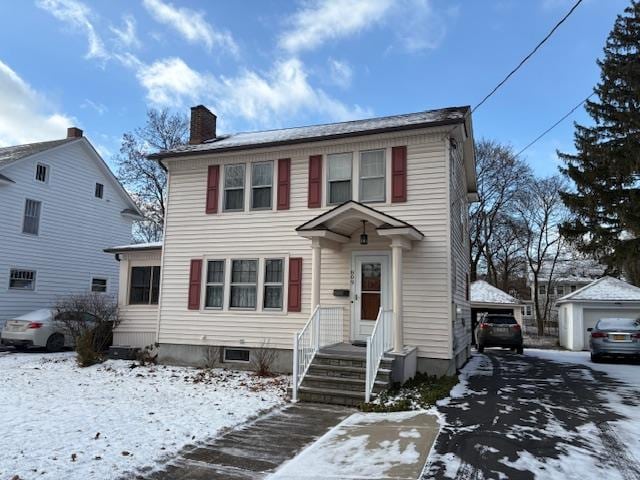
470,280,524,343
556,276,640,351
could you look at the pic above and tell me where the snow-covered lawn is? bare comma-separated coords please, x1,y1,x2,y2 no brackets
0,352,288,480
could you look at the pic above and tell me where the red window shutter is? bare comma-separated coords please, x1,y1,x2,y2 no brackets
277,158,291,210
308,155,322,208
391,146,407,203
205,165,219,214
288,257,303,312
188,259,202,310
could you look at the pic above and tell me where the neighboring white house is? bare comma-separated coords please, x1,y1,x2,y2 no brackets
557,276,640,351
0,128,141,325
108,104,477,402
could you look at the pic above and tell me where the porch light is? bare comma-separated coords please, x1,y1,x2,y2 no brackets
360,220,368,245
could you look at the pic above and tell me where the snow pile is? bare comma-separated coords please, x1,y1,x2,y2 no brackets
0,352,288,480
470,280,520,305
559,276,640,302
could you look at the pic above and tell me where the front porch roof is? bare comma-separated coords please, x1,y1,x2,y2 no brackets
296,201,424,242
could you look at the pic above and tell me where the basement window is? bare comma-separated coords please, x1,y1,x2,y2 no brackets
223,348,250,363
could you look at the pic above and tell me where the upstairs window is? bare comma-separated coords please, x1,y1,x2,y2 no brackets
556,285,565,296
35,163,48,183
91,277,108,293
263,259,284,310
224,164,245,211
95,183,104,199
359,150,385,202
251,161,273,210
230,260,257,309
22,199,41,235
539,285,546,295
205,260,225,309
9,269,36,290
129,266,160,305
327,153,352,204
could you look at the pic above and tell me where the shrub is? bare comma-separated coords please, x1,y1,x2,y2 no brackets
250,341,277,377
202,346,221,369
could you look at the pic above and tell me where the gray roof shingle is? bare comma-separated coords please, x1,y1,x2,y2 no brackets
149,106,470,159
0,139,75,169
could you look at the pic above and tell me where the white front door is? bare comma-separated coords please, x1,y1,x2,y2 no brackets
352,253,390,342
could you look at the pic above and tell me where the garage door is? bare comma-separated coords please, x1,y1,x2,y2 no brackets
582,308,640,350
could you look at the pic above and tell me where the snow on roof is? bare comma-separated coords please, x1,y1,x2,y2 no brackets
104,241,163,253
0,138,74,169
470,280,521,305
557,276,640,303
149,106,469,159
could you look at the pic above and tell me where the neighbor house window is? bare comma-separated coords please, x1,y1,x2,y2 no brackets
224,348,250,362
571,285,577,292
129,266,160,305
251,161,273,209
95,183,104,199
91,277,108,293
539,285,546,295
556,286,565,296
22,199,41,235
9,269,36,290
359,150,385,202
35,163,48,182
327,153,352,204
264,259,284,310
224,164,245,211
230,260,257,309
205,260,225,309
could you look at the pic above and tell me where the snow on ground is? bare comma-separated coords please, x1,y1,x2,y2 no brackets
0,352,288,480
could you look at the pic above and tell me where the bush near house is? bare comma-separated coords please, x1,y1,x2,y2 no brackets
360,373,459,412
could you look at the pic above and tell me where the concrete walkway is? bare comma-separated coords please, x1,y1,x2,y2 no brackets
270,410,440,480
142,403,352,479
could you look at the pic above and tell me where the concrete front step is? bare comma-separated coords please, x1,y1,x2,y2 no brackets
307,363,392,381
303,374,389,393
313,352,394,370
297,385,369,407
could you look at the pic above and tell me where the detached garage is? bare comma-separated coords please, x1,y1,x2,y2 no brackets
470,280,524,344
557,276,640,351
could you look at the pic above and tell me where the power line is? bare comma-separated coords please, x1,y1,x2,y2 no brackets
472,0,584,114
515,93,594,158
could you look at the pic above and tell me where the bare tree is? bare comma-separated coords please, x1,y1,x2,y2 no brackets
486,214,528,293
116,109,188,242
514,175,568,335
469,139,532,282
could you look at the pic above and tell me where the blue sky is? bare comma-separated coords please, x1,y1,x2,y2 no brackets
0,0,630,175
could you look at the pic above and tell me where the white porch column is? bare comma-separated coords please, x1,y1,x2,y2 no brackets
311,239,322,311
392,241,404,353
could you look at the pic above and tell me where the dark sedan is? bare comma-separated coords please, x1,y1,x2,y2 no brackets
588,317,640,362
475,314,523,354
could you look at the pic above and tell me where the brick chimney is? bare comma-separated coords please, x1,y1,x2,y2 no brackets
189,105,216,144
67,127,83,138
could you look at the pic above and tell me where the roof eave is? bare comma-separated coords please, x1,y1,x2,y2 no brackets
103,245,163,254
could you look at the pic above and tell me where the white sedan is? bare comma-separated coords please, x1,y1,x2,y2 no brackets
1,309,74,352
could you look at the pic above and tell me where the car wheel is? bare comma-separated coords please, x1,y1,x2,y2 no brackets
517,346,524,354
46,333,65,352
590,352,601,363
477,345,484,353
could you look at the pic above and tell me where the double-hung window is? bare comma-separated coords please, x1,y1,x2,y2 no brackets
251,162,273,210
263,259,284,310
35,163,48,182
224,164,245,211
9,269,36,290
23,199,41,235
95,183,104,199
205,260,225,308
327,153,352,204
129,266,160,305
230,260,257,309
359,150,385,202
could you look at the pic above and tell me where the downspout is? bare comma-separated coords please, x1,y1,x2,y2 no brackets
154,169,170,346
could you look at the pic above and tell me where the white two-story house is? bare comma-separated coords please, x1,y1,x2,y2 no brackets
0,128,141,325
108,105,477,404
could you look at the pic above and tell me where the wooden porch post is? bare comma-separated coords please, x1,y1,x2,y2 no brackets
392,241,404,353
311,239,321,311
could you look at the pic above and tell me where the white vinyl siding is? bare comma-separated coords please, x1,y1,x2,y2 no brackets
205,260,225,309
251,161,273,210
224,164,245,211
22,199,41,235
359,149,385,203
327,153,352,204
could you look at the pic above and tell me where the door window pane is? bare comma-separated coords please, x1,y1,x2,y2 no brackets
361,262,381,291
327,153,352,204
360,150,385,202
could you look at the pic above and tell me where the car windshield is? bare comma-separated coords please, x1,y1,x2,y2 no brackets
597,318,640,331
484,316,517,325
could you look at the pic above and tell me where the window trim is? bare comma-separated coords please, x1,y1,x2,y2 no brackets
223,348,250,363
250,161,274,211
22,198,42,236
8,269,36,291
326,152,353,205
358,149,386,203
35,163,49,183
229,258,259,310
223,163,246,212
90,277,108,293
204,259,225,310
95,182,104,199
263,258,284,311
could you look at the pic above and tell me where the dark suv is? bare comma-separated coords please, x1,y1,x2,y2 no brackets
476,314,523,354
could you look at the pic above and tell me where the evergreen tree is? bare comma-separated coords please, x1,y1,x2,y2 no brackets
559,1,640,285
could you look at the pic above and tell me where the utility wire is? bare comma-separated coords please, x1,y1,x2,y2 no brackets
472,0,584,114
515,93,594,158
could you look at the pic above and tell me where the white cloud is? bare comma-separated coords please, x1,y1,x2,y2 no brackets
36,0,108,60
279,0,392,53
0,60,73,147
135,57,209,106
80,98,108,115
327,59,353,89
142,0,238,54
110,14,141,49
395,0,449,52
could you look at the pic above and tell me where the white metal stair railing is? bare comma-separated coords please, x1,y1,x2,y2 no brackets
365,308,393,403
292,305,344,402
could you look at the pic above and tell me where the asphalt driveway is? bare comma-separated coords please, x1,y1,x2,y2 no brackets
423,350,640,480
